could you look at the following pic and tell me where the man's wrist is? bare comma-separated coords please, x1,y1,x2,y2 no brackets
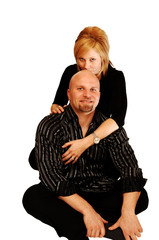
121,192,141,216
121,206,135,216
82,206,96,216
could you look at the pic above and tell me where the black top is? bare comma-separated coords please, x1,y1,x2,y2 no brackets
53,64,127,127
35,105,146,196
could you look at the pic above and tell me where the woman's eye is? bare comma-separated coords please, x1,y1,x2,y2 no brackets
90,58,96,62
79,58,84,62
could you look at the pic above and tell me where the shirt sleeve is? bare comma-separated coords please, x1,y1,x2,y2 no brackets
53,65,77,106
35,134,77,196
106,128,147,193
110,71,127,127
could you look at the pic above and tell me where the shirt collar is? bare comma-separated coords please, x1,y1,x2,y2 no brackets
64,104,103,129
64,105,79,122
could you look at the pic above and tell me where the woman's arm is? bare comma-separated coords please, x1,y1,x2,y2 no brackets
110,70,127,127
62,118,118,164
93,118,119,140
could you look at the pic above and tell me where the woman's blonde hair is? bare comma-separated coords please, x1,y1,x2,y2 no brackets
74,26,110,77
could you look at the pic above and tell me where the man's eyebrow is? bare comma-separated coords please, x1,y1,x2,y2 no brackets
90,86,100,90
76,85,99,88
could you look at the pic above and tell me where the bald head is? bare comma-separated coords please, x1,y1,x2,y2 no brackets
69,70,100,90
67,70,100,115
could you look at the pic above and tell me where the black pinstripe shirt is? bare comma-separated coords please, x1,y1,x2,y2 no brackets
35,105,146,196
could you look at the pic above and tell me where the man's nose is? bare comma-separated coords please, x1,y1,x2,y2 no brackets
83,90,91,97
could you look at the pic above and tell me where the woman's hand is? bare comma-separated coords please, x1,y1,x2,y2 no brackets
62,137,93,165
50,104,67,114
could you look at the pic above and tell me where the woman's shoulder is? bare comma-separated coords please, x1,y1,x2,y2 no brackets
107,63,124,78
64,64,78,75
104,63,125,85
59,64,78,85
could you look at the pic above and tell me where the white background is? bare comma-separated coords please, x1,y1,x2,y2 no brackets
0,0,158,239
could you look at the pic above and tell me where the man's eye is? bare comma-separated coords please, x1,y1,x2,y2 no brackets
77,87,83,90
91,88,96,92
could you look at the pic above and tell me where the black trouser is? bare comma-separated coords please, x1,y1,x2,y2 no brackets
22,182,148,240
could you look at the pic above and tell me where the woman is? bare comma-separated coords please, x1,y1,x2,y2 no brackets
50,26,127,164
29,26,127,168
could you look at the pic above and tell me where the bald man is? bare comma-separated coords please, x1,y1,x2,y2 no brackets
23,70,148,240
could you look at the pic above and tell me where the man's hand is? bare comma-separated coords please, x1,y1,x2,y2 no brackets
109,213,143,240
83,210,108,238
59,194,108,238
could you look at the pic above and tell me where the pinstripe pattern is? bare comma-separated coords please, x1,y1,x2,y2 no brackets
35,105,146,196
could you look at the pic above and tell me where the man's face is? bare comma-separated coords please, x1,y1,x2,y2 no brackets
67,71,100,114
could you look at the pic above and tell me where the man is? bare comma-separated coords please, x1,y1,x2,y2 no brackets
23,70,148,240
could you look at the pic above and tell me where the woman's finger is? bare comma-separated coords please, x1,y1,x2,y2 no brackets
51,105,65,114
62,153,73,161
65,156,78,165
62,141,73,149
64,158,75,165
58,105,64,112
55,109,61,114
130,234,138,240
135,231,141,237
72,157,79,164
52,108,61,114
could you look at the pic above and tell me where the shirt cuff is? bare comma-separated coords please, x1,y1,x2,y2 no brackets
121,167,147,193
121,176,147,193
56,181,77,196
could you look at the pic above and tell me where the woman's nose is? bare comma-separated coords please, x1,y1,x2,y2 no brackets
84,61,90,70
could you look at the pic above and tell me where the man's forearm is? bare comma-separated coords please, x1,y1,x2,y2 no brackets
58,193,95,215
122,191,141,215
109,191,143,239
58,193,107,238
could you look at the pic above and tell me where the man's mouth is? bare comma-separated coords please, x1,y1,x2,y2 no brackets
80,100,93,103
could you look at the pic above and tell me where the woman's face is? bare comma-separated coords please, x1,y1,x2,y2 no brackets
77,48,102,75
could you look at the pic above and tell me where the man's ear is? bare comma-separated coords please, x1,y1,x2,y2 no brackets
67,89,70,100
